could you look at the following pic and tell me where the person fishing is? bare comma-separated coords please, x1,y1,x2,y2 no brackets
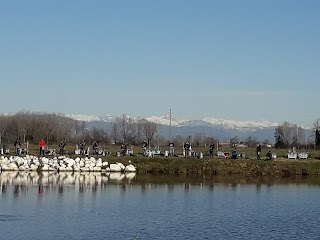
168,141,175,157
184,141,190,158
92,141,98,155
209,142,215,158
142,140,148,156
231,148,238,159
256,144,262,160
14,139,21,156
266,150,273,160
79,140,86,156
38,139,46,157
121,143,127,156
59,141,66,155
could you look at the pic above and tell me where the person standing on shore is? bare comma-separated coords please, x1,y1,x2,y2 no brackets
59,140,66,155
209,142,215,158
256,144,262,160
184,141,190,158
231,148,238,159
121,143,127,156
168,141,175,157
142,140,148,156
14,138,21,156
79,140,86,156
38,139,46,157
92,141,98,156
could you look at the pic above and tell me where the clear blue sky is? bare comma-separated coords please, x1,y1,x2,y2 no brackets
0,0,319,126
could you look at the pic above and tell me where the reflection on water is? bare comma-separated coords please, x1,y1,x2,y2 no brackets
1,172,320,240
0,172,136,197
1,171,320,198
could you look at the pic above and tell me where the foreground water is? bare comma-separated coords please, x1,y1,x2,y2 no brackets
1,172,320,240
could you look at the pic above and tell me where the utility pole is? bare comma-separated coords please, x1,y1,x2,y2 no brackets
169,108,172,141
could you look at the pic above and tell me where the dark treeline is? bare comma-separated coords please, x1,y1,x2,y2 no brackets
0,112,109,146
273,119,320,149
0,112,218,149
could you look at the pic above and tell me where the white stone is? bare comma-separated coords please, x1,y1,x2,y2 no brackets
125,164,136,172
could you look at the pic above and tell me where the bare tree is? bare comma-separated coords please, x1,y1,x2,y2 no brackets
172,135,184,147
314,118,320,149
110,122,119,145
245,136,259,148
230,136,239,146
15,112,28,143
91,127,109,144
0,112,112,147
43,114,59,145
135,118,144,144
116,114,135,144
142,120,158,147
275,122,305,148
0,114,8,145
193,133,205,147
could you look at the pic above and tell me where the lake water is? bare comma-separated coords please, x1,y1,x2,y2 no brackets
1,172,320,240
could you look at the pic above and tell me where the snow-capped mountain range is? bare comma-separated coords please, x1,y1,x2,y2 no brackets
69,114,315,143
68,114,279,130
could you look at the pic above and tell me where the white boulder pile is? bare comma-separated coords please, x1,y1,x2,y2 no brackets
0,155,136,173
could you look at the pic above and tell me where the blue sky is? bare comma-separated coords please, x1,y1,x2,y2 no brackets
0,0,319,126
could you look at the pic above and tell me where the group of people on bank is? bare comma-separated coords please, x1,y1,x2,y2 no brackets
141,140,175,157
137,140,216,158
77,140,99,156
256,144,273,160
222,144,272,160
11,138,101,157
58,139,101,157
9,138,273,160
13,138,46,156
14,138,49,157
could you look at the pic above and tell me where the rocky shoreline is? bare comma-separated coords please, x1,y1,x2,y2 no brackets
1,155,320,177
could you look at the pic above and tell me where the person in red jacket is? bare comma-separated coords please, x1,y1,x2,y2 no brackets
38,139,46,156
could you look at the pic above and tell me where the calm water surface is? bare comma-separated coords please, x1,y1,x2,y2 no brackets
1,172,320,240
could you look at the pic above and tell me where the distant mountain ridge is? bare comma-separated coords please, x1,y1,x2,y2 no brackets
67,114,284,142
68,114,279,130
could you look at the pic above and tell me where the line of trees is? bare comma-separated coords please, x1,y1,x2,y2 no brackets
111,115,159,147
274,120,320,149
314,119,320,148
0,112,162,148
0,112,219,150
0,112,93,146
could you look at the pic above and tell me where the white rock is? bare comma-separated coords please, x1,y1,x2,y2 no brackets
102,161,109,167
93,167,101,172
65,166,73,171
49,167,57,171
41,164,50,171
117,162,125,170
125,164,136,172
110,163,121,172
30,164,38,171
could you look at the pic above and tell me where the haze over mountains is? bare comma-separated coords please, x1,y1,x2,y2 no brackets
68,114,286,143
68,114,279,129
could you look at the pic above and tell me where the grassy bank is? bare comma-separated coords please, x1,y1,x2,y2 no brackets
123,157,320,176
